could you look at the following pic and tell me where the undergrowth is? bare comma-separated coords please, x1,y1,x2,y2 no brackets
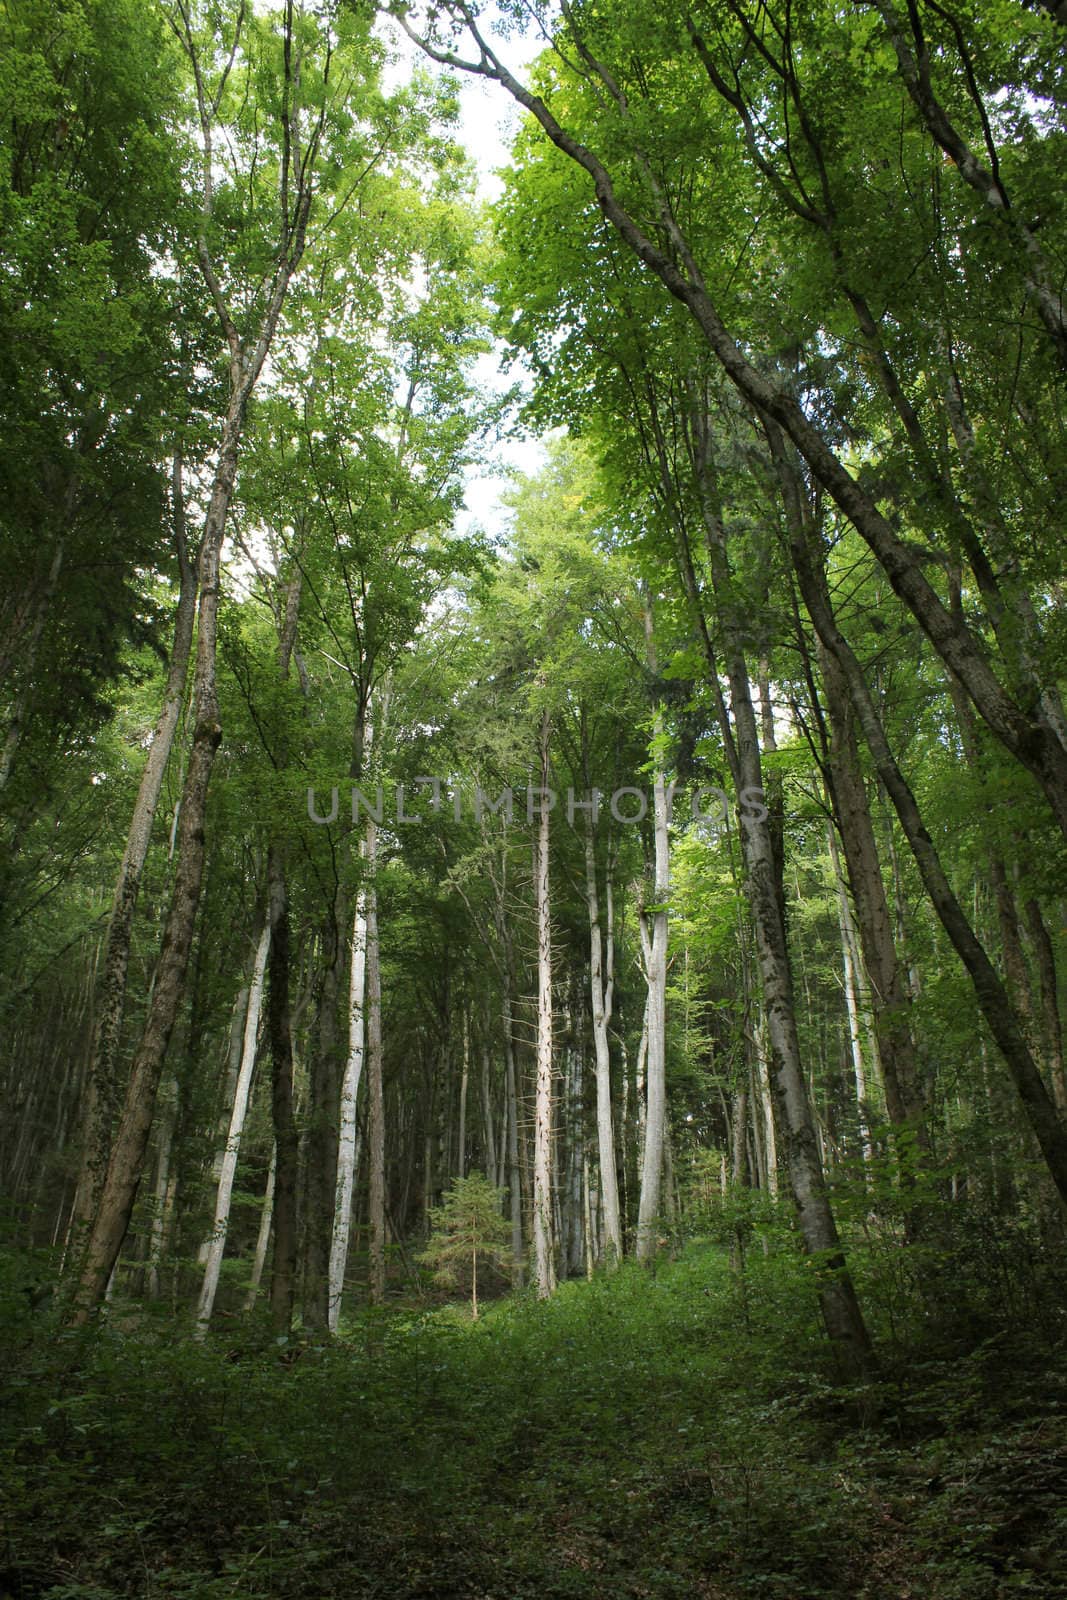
1,1240,1066,1598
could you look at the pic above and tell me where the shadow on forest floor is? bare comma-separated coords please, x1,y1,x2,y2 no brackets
2,1244,1066,1598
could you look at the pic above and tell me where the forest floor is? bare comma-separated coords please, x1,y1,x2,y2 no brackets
2,1242,1067,1599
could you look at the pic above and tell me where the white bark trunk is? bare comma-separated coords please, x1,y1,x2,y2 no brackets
636,751,670,1261
585,823,622,1263
532,709,556,1298
194,919,270,1336
829,826,874,1165
327,872,369,1332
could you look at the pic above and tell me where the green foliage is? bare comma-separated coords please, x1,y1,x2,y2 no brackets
3,1242,1067,1597
418,1171,512,1317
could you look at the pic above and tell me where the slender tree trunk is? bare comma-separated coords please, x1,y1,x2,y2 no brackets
479,1028,498,1188
302,892,344,1334
636,615,670,1260
692,427,872,1373
366,850,386,1306
267,846,298,1334
782,451,1067,1209
504,981,523,1285
532,708,556,1298
829,826,874,1167
145,1077,178,1301
245,1146,276,1311
457,1008,469,1179
818,640,926,1149
200,972,254,1235
74,460,197,1232
328,879,368,1330
584,806,622,1262
195,917,270,1336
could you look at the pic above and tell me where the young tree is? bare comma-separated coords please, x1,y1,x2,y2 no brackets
419,1171,513,1319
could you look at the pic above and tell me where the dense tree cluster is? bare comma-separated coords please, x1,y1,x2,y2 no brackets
1,0,1065,1397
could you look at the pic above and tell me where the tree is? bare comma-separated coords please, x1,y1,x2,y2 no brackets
419,1171,513,1319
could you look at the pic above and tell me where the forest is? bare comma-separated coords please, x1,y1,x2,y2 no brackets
1,0,1067,1595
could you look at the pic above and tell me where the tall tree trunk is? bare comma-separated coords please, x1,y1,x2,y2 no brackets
245,1146,276,1311
328,879,368,1330
504,980,523,1286
457,1008,469,1179
1024,899,1067,1115
781,445,1067,1210
366,847,386,1306
74,458,197,1232
636,610,670,1261
145,1077,178,1302
818,639,927,1151
828,825,874,1167
302,892,344,1334
584,798,622,1263
267,846,298,1334
692,424,872,1373
532,707,556,1298
195,916,270,1336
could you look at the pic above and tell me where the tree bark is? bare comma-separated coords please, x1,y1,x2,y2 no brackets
195,916,270,1336
782,449,1067,1209
691,426,873,1373
267,845,298,1334
532,707,556,1298
302,892,344,1333
328,879,368,1330
636,608,670,1262
366,841,386,1306
244,1146,275,1311
74,457,197,1232
818,640,927,1148
67,2,322,1316
584,797,622,1263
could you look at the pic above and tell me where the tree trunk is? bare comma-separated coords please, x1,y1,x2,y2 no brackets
1025,899,1067,1115
302,893,344,1334
692,427,872,1374
532,707,556,1298
267,846,298,1334
195,916,270,1336
366,836,386,1306
584,806,622,1262
828,826,874,1168
245,1146,276,1311
504,982,523,1285
783,456,1067,1210
457,1008,469,1179
145,1077,178,1302
818,639,926,1150
74,458,197,1232
636,611,670,1261
328,879,368,1330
